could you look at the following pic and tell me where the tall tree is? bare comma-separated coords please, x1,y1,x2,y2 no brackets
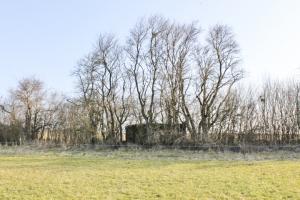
10,78,45,141
193,25,244,142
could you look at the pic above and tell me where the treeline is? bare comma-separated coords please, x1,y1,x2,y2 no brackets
1,16,300,145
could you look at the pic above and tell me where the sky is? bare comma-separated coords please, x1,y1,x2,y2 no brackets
0,0,300,96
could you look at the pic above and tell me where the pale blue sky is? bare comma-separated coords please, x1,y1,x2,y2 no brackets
0,0,300,96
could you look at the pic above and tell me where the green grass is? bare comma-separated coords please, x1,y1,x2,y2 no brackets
0,150,299,199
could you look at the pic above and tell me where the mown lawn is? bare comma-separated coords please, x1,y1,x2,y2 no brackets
0,151,299,199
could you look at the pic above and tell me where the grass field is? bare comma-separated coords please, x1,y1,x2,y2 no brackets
0,148,299,199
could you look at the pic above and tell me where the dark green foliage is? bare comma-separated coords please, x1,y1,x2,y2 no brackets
125,123,187,145
0,122,22,145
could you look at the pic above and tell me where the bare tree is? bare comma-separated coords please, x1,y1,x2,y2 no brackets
126,17,166,124
74,34,130,144
7,16,300,146
10,78,45,141
192,25,244,142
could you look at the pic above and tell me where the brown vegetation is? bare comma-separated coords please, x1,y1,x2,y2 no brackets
0,16,300,146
